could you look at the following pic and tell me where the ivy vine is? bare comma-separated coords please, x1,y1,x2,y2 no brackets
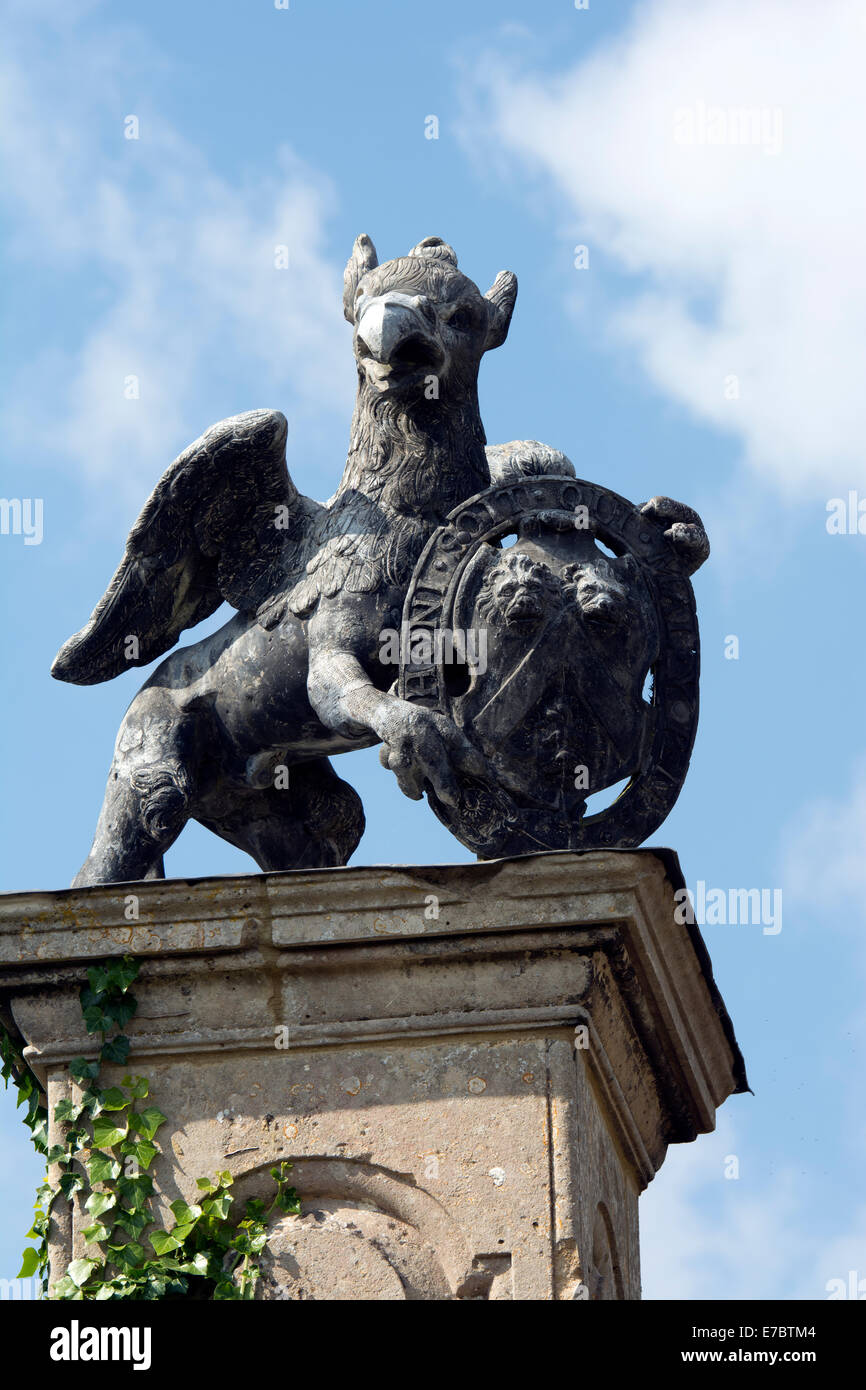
2,954,299,1300
0,1024,50,1292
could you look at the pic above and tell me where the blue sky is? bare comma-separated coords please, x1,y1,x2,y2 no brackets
1,0,865,1299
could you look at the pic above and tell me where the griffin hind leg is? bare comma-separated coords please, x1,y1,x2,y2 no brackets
199,759,365,872
72,760,191,886
72,689,197,887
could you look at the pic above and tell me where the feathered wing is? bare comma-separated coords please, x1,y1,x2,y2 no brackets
52,410,321,685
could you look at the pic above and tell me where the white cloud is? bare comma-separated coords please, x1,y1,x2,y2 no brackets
0,9,353,504
462,0,866,497
642,1112,866,1300
648,756,866,1301
641,1113,801,1299
813,1208,866,1298
780,766,866,919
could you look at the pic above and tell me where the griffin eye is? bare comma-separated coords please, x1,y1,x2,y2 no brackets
446,305,473,333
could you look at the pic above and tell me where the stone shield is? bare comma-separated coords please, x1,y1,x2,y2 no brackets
398,475,700,857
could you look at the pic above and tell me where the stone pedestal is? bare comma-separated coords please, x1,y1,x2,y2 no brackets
0,850,745,1301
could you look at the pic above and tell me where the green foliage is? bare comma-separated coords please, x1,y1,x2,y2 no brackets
1,1023,51,1291
1,1026,48,1155
1,954,299,1300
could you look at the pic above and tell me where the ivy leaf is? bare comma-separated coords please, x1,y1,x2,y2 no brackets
53,1098,83,1124
233,1229,267,1256
131,1107,167,1141
86,1153,121,1184
87,966,110,996
26,1212,48,1239
15,1073,34,1107
59,1171,84,1199
196,1177,215,1193
107,1241,145,1269
217,1171,234,1188
114,1207,151,1239
274,1187,301,1216
82,1221,112,1245
28,1116,49,1153
100,1035,131,1066
79,1090,104,1119
45,1144,69,1165
52,1275,81,1299
171,1223,198,1246
202,1190,232,1221
79,985,102,1010
91,1114,129,1149
82,1004,111,1035
149,1229,182,1256
85,1190,117,1218
117,1173,154,1209
105,956,140,994
29,1115,48,1151
102,996,138,1030
122,1075,149,1099
69,1058,100,1084
123,1140,158,1171
99,1086,129,1111
86,957,139,997
18,1247,40,1278
169,1200,202,1228
67,1258,97,1288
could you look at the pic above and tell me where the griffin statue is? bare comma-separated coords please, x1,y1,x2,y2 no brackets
53,234,709,885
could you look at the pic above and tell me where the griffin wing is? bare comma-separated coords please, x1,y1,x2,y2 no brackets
52,409,322,685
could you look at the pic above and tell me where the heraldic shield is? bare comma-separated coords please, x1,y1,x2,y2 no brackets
397,473,701,858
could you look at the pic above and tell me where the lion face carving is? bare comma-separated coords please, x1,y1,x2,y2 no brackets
562,556,633,628
475,551,561,631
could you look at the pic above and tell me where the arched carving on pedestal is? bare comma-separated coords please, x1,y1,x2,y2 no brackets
230,1155,485,1301
589,1201,625,1301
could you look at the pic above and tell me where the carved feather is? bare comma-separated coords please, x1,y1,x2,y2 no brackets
52,410,318,685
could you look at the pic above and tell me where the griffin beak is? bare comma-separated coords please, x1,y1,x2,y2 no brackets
356,293,444,386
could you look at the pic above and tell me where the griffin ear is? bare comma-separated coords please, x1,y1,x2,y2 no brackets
343,234,379,323
484,270,518,349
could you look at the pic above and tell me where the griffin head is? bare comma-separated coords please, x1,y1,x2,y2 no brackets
342,234,517,401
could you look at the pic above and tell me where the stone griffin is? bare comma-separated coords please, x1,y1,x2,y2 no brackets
52,235,708,885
